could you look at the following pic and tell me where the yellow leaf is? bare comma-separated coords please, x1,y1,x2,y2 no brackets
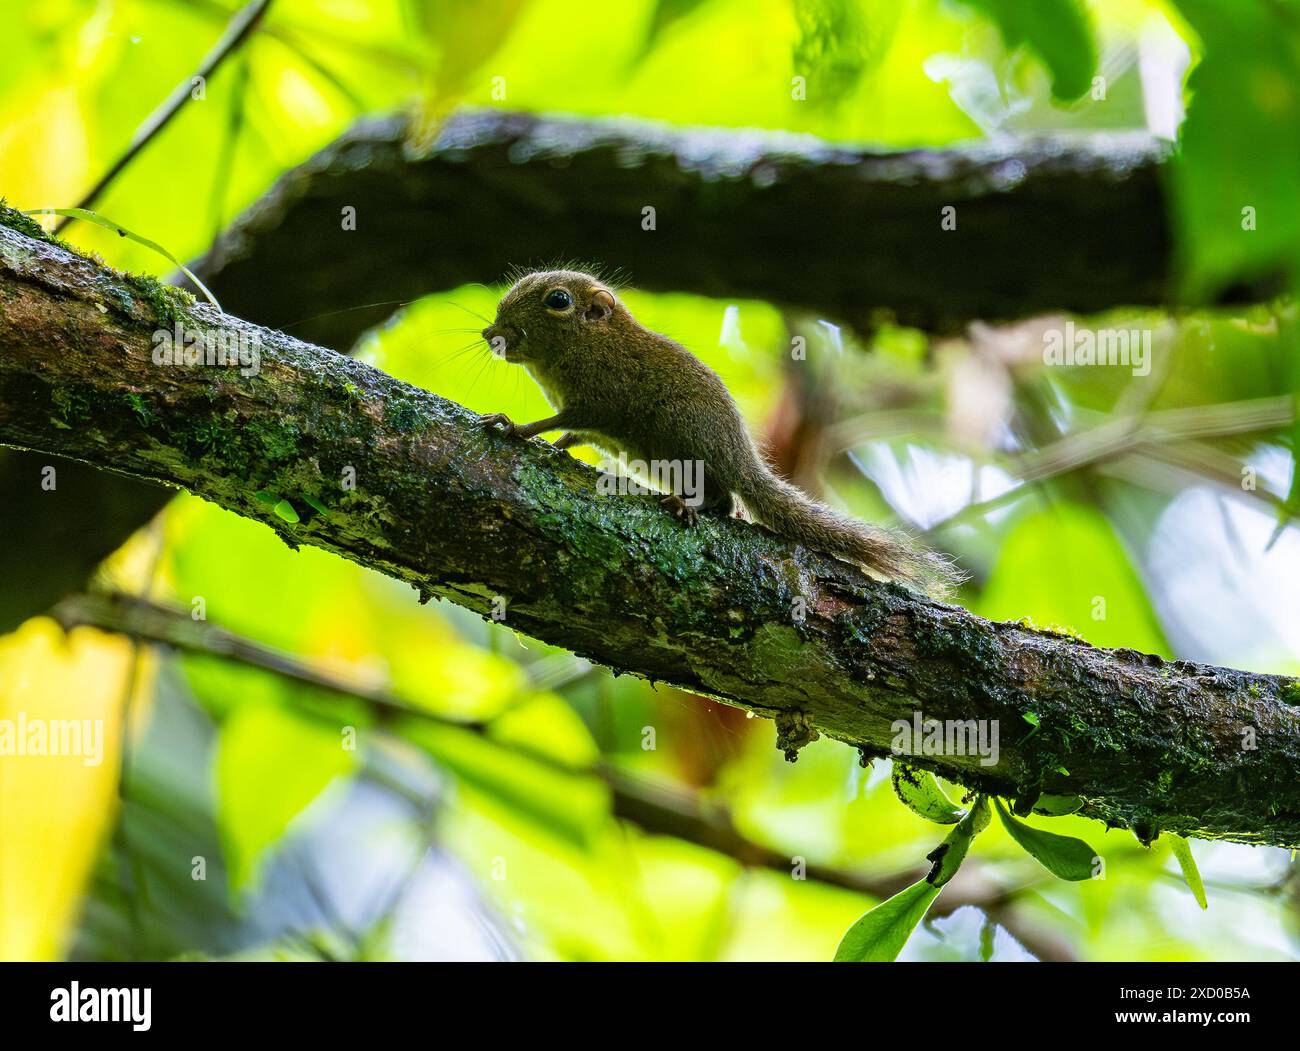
0,620,147,960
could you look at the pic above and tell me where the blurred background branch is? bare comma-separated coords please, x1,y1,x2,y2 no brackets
183,113,1185,343
52,589,1075,959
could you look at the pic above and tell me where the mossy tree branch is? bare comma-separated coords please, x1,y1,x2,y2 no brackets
0,112,1276,631
3,224,1300,848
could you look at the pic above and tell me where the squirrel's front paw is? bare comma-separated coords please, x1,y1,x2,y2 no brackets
660,494,700,527
479,412,516,437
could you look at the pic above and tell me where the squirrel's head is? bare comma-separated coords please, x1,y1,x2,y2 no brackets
482,269,620,363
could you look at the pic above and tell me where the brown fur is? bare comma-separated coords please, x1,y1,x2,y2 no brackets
481,269,962,594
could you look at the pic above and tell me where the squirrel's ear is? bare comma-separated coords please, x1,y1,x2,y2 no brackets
584,289,615,321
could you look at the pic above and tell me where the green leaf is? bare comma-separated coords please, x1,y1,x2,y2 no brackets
25,206,221,308
409,0,532,131
979,915,997,962
833,878,942,962
792,0,901,107
272,499,300,524
959,0,1098,101
834,795,991,961
1167,0,1300,301
995,798,1097,881
216,704,356,893
1169,834,1209,910
1032,793,1084,816
891,763,966,824
927,794,989,886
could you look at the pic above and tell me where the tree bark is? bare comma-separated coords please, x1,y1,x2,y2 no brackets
3,222,1299,848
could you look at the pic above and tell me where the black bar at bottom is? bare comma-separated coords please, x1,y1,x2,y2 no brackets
0,960,1291,1038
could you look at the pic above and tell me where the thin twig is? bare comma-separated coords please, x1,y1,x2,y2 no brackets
55,0,273,232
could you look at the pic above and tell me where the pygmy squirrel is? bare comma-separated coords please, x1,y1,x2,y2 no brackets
480,269,961,594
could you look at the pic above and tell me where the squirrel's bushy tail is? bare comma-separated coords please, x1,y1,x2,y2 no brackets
737,467,964,596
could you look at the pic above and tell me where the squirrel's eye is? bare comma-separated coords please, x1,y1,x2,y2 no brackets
544,289,572,311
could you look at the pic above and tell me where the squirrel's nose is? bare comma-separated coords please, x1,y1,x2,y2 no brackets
483,324,517,359
483,324,519,354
